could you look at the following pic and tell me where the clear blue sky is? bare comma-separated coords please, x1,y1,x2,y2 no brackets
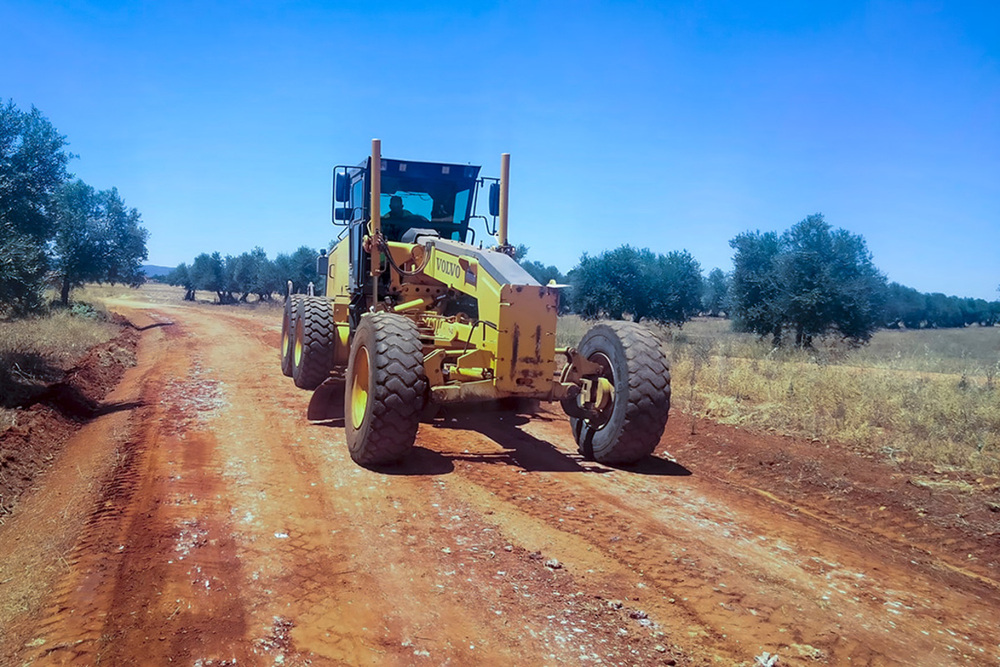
3,1,998,299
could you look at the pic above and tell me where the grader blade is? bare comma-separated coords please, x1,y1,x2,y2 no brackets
306,376,344,421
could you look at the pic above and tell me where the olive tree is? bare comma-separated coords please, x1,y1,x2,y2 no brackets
729,214,886,347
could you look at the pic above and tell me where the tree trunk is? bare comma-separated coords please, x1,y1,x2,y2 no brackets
60,275,71,306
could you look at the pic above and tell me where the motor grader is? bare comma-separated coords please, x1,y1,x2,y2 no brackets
281,140,671,467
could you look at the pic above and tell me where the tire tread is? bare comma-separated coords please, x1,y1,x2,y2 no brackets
293,296,335,389
346,313,426,466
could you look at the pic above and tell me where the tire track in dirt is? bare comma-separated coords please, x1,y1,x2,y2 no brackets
0,312,167,664
13,315,257,665
668,420,1000,592
735,483,1000,593
416,407,1000,665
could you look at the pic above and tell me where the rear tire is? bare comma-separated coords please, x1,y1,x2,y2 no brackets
292,296,335,389
281,295,303,377
568,322,670,464
345,312,427,466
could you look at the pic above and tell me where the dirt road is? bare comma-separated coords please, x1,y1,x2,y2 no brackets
2,294,999,666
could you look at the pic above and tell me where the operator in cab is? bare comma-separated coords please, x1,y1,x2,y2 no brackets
381,194,428,241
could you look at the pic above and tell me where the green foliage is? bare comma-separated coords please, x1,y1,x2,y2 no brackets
52,180,104,293
729,230,783,342
174,245,321,303
0,100,71,240
99,187,149,288
223,247,283,302
0,222,50,315
729,215,887,347
778,215,886,346
275,246,323,295
884,282,1000,329
647,249,704,325
190,252,231,303
571,245,703,326
0,101,147,313
0,101,71,315
166,263,196,301
50,180,149,304
884,282,926,328
573,246,646,321
702,268,730,317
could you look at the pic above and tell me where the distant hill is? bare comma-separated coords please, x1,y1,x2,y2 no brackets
142,264,174,278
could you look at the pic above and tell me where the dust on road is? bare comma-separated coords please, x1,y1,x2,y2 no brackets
1,293,998,666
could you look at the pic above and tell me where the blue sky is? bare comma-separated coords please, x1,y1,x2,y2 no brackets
3,1,998,299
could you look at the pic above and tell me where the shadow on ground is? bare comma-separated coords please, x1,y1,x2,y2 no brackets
305,381,690,477
0,351,63,408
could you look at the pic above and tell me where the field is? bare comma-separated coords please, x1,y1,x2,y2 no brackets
560,315,1000,475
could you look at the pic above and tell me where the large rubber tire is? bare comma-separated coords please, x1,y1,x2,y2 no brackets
281,295,304,377
568,322,671,464
292,296,336,390
345,312,427,466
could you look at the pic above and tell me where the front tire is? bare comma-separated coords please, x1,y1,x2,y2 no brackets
345,312,427,466
568,322,671,464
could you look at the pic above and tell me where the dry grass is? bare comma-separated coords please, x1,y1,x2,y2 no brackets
71,283,139,302
0,302,120,431
555,314,592,348
854,326,1000,375
559,316,1000,475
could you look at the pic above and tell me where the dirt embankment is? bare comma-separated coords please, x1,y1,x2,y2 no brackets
0,294,998,666
0,317,139,515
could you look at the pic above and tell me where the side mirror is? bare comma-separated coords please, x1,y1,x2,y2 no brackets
334,170,350,203
334,207,352,221
316,249,329,277
488,182,500,217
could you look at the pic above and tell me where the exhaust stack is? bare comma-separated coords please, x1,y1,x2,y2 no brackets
370,138,381,305
498,152,510,248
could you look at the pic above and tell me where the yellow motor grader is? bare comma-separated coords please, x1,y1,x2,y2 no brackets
281,140,671,467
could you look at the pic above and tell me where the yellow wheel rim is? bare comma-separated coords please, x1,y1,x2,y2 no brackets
588,352,615,428
282,326,291,358
294,325,303,366
350,347,370,429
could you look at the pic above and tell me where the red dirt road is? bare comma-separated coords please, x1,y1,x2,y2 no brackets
2,296,999,666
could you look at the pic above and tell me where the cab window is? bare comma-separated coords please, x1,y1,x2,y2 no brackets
380,191,433,220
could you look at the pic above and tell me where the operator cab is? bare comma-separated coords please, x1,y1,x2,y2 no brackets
333,157,482,299
333,157,481,243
